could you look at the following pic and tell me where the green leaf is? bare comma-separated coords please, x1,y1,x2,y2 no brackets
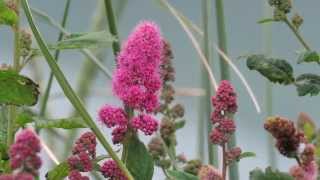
246,55,295,85
125,136,154,180
46,161,70,180
56,31,116,49
0,1,18,27
16,112,34,127
0,70,39,106
297,112,316,142
167,170,199,180
297,51,320,64
35,117,87,129
257,18,275,24
250,167,293,180
239,151,256,160
295,73,320,96
175,119,186,130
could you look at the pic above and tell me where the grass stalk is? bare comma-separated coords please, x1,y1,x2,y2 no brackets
215,0,239,179
21,1,133,179
262,2,277,168
200,0,218,166
39,0,72,117
104,0,120,56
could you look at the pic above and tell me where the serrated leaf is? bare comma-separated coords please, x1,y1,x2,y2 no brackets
46,161,69,180
246,55,294,85
297,51,320,64
239,151,256,160
125,136,154,180
167,170,199,180
175,119,186,130
35,117,87,129
56,31,116,49
257,18,275,24
295,73,320,96
0,1,18,27
0,70,39,106
250,167,293,180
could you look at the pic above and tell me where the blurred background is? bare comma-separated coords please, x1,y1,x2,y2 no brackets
1,0,320,179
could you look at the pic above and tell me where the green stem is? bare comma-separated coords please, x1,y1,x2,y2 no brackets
283,17,311,51
7,0,21,146
222,144,227,180
104,0,120,56
200,0,218,166
39,0,72,117
21,1,133,179
215,0,239,179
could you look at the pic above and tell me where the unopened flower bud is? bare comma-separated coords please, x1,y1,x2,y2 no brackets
160,118,176,139
19,29,32,58
161,84,175,104
148,137,165,159
183,159,202,176
226,147,242,165
158,159,171,169
292,13,303,29
273,8,286,21
198,165,222,180
171,104,185,118
177,153,187,163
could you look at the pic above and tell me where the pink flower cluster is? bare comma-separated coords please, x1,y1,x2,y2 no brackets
67,132,96,179
112,21,163,112
289,144,318,180
100,160,127,180
198,165,222,180
98,21,163,143
0,173,34,180
209,80,238,145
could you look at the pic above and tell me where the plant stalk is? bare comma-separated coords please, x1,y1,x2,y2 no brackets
39,0,72,117
104,0,120,56
222,144,227,180
21,1,133,179
215,0,239,179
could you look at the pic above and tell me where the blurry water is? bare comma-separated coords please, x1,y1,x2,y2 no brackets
1,0,320,179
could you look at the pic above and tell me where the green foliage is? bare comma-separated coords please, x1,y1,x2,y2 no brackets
35,117,87,129
0,0,18,27
175,119,186,130
16,111,34,127
295,73,320,96
250,167,293,180
125,136,154,180
0,70,39,106
46,161,70,180
0,107,7,148
257,18,275,24
297,51,320,64
246,55,294,85
167,170,199,180
55,31,117,49
238,151,256,160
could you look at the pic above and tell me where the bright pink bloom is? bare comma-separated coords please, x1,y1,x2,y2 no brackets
131,114,158,135
68,170,89,180
100,160,127,180
9,129,41,176
72,131,97,158
112,126,128,144
209,129,228,145
217,118,236,134
68,152,92,172
98,105,128,128
112,21,163,112
0,175,13,180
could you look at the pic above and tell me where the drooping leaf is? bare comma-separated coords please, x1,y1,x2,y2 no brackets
297,51,320,64
297,112,316,142
250,167,293,180
257,18,275,24
46,161,69,180
238,151,256,160
295,73,320,96
56,31,116,49
0,70,39,106
125,136,154,180
35,117,87,129
175,119,186,130
167,170,199,180
0,0,18,27
30,7,66,33
246,55,294,85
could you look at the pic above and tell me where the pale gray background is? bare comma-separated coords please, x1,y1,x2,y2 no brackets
1,0,320,179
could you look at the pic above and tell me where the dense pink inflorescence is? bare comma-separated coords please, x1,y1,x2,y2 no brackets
198,165,222,180
112,21,163,112
100,160,128,180
9,129,42,176
131,114,158,135
68,170,89,180
0,173,34,180
111,125,128,144
98,105,128,128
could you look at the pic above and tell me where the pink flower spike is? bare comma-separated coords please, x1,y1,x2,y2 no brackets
131,114,158,135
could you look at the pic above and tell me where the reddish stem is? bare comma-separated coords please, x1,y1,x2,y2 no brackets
222,143,227,180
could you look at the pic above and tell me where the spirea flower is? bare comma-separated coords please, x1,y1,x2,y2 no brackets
111,125,128,144
160,40,175,83
217,118,236,134
98,105,128,128
209,129,228,145
68,152,92,172
112,21,163,112
226,147,242,165
290,161,318,180
0,173,34,180
9,129,42,176
131,114,158,135
100,160,127,180
68,170,89,180
198,165,222,180
264,116,306,157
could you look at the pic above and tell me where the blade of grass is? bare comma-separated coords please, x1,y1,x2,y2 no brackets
104,0,120,56
21,1,133,179
200,0,218,166
262,1,277,168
